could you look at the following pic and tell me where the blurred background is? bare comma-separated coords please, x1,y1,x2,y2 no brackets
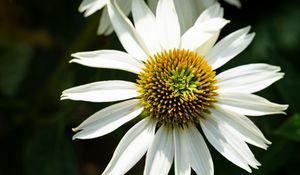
0,0,299,174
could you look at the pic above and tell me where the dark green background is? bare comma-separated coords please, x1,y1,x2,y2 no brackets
0,0,299,174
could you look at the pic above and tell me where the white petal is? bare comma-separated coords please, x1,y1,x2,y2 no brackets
201,116,260,172
72,99,143,139
173,128,191,175
79,0,108,17
210,105,271,149
97,7,113,35
132,0,161,54
103,118,156,175
217,63,284,93
144,126,174,175
61,80,138,102
70,50,143,74
217,92,288,116
107,0,150,61
181,18,229,50
205,26,255,70
195,2,224,24
174,0,199,34
224,0,242,8
156,0,181,50
184,126,213,175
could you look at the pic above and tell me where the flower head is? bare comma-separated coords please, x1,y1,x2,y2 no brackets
62,0,288,174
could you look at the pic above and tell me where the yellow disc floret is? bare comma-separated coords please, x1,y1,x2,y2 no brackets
137,49,218,128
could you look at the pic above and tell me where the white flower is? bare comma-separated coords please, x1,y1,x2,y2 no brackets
79,0,240,35
63,0,288,174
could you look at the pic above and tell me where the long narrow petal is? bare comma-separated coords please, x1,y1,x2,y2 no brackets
173,128,191,175
181,18,229,50
79,0,108,17
205,26,254,70
201,116,260,172
174,0,198,34
72,99,143,139
210,105,271,149
156,0,181,50
217,63,284,93
147,0,158,13
184,126,214,175
61,80,138,102
217,92,288,116
70,50,143,74
103,118,156,175
132,0,161,54
107,0,150,61
144,126,174,175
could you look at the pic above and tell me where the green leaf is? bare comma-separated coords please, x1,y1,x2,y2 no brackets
275,113,300,141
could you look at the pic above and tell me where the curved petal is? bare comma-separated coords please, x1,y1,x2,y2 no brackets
183,125,213,175
156,0,181,50
103,118,156,175
216,92,288,116
61,80,138,102
201,116,260,172
210,105,272,149
173,128,191,175
107,0,150,61
205,26,255,70
181,18,229,50
70,50,143,74
174,0,199,34
217,63,284,93
79,0,108,17
72,99,143,139
132,0,161,54
144,126,174,175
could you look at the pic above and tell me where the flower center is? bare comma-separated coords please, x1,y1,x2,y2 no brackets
137,49,218,128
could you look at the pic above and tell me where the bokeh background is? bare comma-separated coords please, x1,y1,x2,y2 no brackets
1,0,300,174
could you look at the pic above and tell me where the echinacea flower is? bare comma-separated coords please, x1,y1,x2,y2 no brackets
79,0,240,35
62,0,288,174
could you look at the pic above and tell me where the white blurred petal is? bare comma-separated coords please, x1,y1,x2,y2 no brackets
195,2,224,24
107,0,150,61
103,118,156,175
144,126,174,175
70,50,143,74
72,99,143,139
173,128,191,175
61,80,138,102
79,0,108,17
181,18,229,50
217,63,284,93
224,0,242,8
184,126,213,175
174,0,198,34
132,0,161,54
156,0,181,50
217,92,288,116
147,0,158,13
205,26,254,70
97,7,113,35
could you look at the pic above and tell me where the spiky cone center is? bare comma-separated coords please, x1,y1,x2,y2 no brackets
137,49,218,128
